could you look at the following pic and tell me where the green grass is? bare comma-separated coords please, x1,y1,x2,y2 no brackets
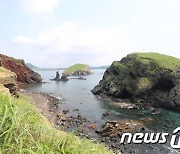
0,94,113,154
137,77,153,91
134,52,180,73
64,64,91,74
109,52,180,93
112,61,128,72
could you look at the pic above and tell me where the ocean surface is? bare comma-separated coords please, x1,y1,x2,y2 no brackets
23,69,180,153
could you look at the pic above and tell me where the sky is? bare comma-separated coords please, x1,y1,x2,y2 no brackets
0,0,180,68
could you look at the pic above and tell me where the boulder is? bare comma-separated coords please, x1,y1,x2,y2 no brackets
95,120,144,137
0,67,18,97
60,74,69,81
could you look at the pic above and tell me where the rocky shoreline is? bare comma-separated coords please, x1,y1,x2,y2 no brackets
20,90,177,154
20,90,61,124
20,90,120,153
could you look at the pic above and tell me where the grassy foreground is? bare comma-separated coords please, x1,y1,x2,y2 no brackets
0,94,112,154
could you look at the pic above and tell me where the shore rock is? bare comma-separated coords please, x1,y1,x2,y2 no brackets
95,120,144,137
60,74,69,81
72,70,91,76
92,52,180,111
51,72,69,81
0,54,42,83
70,77,86,80
54,71,60,80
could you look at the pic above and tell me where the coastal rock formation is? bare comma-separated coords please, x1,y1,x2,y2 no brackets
0,54,42,83
72,70,91,76
51,71,69,81
92,52,180,111
95,120,144,137
0,66,18,97
54,71,60,80
64,64,91,76
60,74,69,81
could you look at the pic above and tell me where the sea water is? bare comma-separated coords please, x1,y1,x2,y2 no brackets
23,69,180,153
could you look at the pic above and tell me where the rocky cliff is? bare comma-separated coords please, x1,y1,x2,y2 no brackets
0,54,42,83
0,67,18,96
92,52,180,111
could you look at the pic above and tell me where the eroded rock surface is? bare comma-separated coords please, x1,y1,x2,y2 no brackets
95,120,144,137
92,53,180,111
72,70,91,76
60,74,69,81
0,66,18,97
0,54,42,83
51,72,69,81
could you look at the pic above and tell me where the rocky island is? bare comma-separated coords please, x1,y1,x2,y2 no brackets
63,64,92,76
92,52,180,111
51,71,69,81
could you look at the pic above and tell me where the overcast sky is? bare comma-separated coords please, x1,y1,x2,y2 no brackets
0,0,180,67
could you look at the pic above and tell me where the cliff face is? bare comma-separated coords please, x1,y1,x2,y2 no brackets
92,53,180,111
0,54,42,83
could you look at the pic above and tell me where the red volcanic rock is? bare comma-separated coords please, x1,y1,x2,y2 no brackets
0,54,42,83
88,123,96,129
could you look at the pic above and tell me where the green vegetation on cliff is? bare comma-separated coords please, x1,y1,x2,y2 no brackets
134,52,180,73
97,52,180,94
92,52,180,110
0,94,112,154
64,64,91,74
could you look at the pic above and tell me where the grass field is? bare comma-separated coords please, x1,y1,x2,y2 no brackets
135,52,180,73
64,64,91,74
0,94,113,154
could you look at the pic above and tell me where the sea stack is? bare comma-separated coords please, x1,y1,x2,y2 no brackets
51,71,69,81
